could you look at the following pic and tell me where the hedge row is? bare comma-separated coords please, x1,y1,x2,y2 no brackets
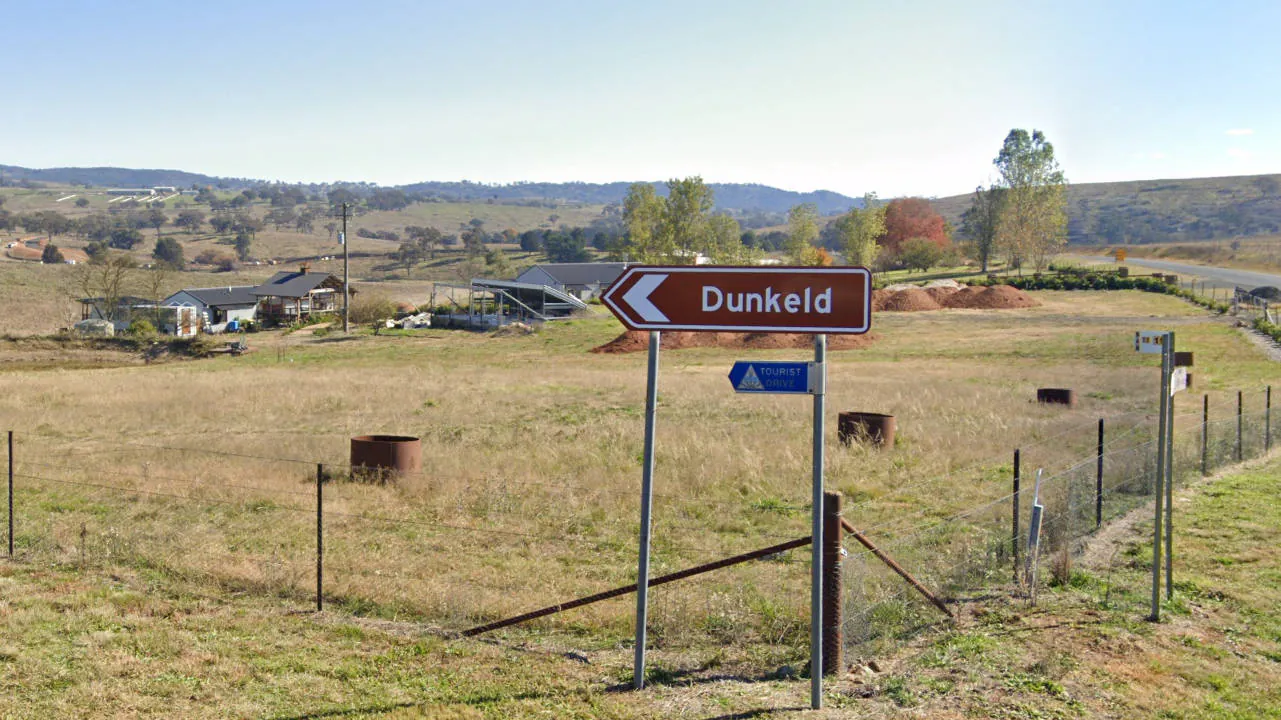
1254,316,1281,344
980,273,1231,313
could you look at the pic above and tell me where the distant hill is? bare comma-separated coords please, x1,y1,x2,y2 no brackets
10,163,1281,241
933,173,1281,245
0,165,860,214
395,181,861,214
0,164,224,190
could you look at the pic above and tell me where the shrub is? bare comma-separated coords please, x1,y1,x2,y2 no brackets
127,318,157,337
348,294,399,324
1254,317,1281,344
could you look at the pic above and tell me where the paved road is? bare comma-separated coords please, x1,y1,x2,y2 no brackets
1073,255,1281,291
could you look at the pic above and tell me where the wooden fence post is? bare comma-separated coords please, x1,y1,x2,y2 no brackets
822,491,843,677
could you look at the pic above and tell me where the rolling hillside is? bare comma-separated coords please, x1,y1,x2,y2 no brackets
933,173,1281,245
0,165,860,214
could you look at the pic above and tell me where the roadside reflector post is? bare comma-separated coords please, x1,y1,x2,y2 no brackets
1267,386,1272,452
633,331,660,690
1025,469,1045,603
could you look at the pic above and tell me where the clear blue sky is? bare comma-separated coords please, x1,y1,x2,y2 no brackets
3,0,1279,198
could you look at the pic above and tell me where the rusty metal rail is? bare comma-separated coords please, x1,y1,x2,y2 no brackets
462,536,811,637
841,517,953,617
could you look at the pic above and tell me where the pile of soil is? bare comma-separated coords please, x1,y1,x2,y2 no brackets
950,285,1039,309
871,283,1036,312
882,288,943,312
870,289,894,312
940,286,985,308
592,331,879,354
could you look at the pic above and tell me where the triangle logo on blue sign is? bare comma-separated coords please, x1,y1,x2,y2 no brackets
737,365,765,391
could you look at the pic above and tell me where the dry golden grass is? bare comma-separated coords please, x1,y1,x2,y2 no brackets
3,289,1273,654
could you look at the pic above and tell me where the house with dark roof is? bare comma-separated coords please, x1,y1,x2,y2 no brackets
514,262,628,300
164,286,259,331
251,265,349,324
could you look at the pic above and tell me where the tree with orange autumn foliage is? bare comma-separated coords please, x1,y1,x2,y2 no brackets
881,198,948,254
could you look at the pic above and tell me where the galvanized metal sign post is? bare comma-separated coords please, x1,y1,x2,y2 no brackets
1164,332,1178,602
603,266,871,711
1135,330,1175,620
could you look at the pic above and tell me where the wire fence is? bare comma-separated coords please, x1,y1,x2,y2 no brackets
839,395,1273,660
3,386,1275,656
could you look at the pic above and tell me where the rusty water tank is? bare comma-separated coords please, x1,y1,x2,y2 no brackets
1036,388,1076,407
350,435,421,477
838,412,896,448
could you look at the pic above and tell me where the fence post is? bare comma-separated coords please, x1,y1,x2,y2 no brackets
1095,418,1104,528
316,463,324,612
1012,448,1020,584
1266,386,1272,452
7,430,13,559
1237,390,1244,462
1202,394,1209,476
821,491,843,677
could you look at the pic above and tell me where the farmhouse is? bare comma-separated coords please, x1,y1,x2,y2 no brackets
514,262,628,300
252,265,349,325
163,286,259,332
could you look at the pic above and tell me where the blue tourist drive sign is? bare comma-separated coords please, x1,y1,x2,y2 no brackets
727,361,817,395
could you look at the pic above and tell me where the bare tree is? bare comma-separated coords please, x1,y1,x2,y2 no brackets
73,253,138,324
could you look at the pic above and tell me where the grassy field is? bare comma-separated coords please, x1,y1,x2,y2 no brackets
846,452,1281,718
0,284,1276,717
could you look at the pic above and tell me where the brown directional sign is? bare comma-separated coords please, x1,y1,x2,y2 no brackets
601,265,872,334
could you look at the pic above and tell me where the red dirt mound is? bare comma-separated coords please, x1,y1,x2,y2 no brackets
871,289,892,312
592,331,878,354
941,286,986,308
881,288,942,312
948,285,1038,309
924,286,957,304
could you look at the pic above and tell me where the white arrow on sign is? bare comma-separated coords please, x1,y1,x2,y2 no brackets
622,273,669,323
